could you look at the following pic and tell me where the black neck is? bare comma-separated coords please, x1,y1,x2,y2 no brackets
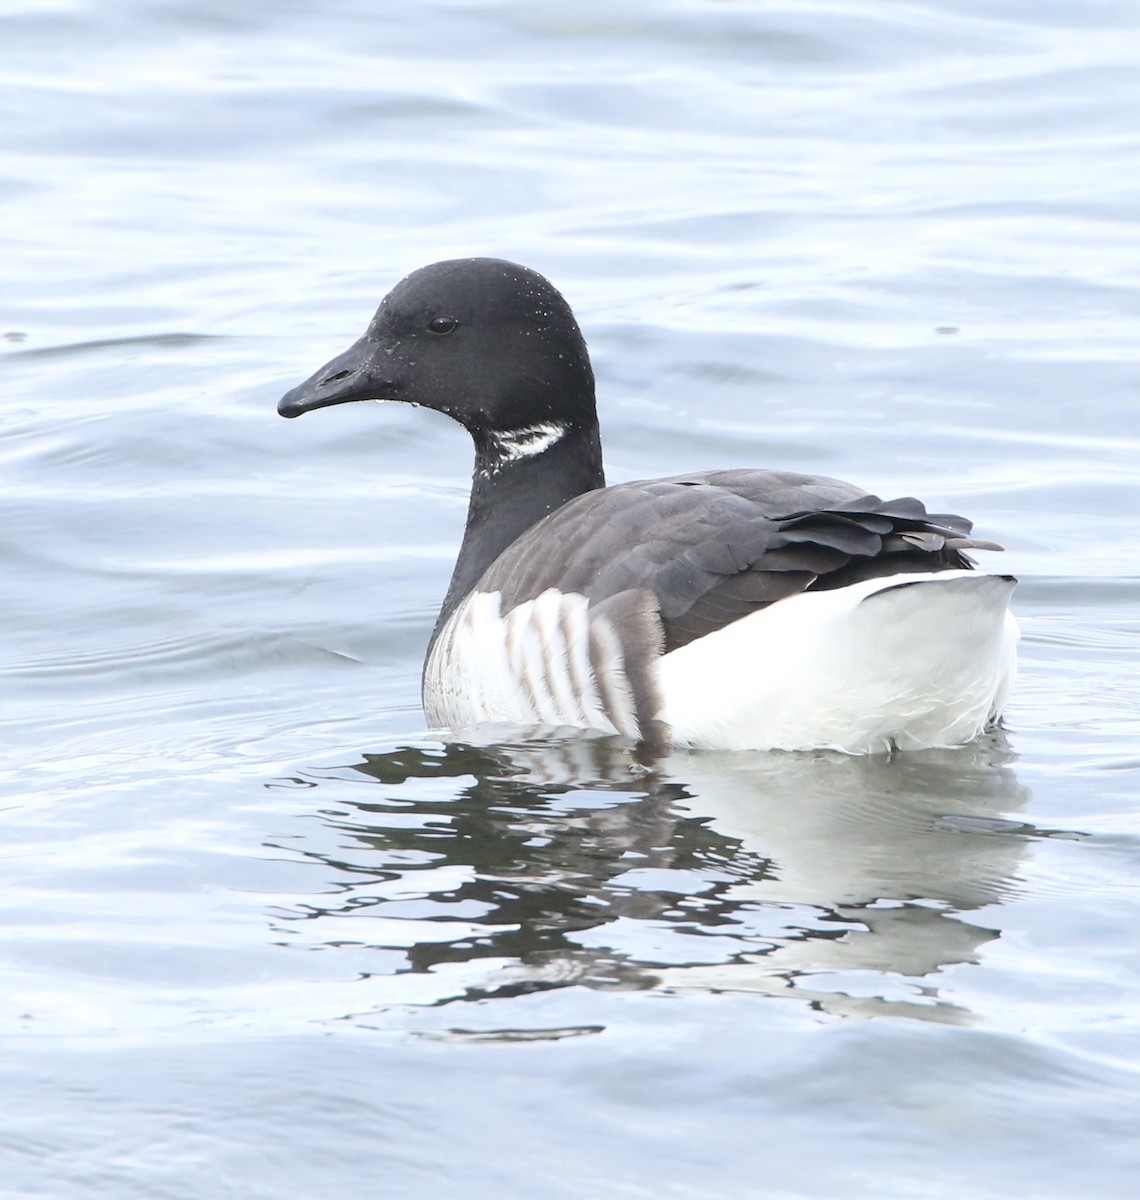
428,422,605,651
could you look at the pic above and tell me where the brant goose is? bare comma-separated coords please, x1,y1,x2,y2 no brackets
279,258,1018,753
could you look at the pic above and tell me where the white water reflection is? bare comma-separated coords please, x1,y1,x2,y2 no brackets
269,734,1058,1026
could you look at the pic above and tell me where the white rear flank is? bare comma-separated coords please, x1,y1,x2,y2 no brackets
658,570,1018,753
424,571,1017,754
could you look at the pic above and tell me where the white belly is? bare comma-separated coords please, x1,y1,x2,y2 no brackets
423,571,1018,754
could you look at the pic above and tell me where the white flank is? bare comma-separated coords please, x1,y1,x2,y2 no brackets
425,571,1018,754
489,421,568,463
657,570,1019,753
423,587,640,738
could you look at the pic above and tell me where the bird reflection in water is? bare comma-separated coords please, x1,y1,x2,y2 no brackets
270,733,1048,1025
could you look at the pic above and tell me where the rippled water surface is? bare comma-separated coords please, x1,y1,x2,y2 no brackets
4,1,1140,1196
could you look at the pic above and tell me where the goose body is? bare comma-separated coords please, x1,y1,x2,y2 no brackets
279,258,1018,753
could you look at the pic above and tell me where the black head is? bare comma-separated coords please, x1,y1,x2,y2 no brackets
277,258,597,446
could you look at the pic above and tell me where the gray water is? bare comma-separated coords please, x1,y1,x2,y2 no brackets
4,1,1140,1196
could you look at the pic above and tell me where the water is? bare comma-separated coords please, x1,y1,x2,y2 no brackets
4,0,1140,1196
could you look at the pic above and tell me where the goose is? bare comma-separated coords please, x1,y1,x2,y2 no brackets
279,258,1018,753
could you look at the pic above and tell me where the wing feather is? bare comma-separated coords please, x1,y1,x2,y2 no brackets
461,469,1003,731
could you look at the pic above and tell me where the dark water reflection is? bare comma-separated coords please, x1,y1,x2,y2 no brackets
270,735,1051,1026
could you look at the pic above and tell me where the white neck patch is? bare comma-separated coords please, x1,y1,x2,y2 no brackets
489,421,568,464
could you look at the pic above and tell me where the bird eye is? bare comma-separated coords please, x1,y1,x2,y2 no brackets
428,316,458,335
